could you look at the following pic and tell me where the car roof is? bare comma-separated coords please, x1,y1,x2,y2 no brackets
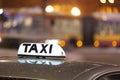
0,58,116,80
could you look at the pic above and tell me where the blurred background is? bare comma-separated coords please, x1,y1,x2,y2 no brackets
0,0,120,49
0,0,120,64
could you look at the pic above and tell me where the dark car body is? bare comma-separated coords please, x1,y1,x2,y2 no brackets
0,58,120,80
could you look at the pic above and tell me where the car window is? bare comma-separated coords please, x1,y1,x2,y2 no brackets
97,72,120,80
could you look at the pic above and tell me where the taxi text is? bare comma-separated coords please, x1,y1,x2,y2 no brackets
23,43,53,54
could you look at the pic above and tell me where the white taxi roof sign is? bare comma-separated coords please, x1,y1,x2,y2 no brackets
18,43,66,58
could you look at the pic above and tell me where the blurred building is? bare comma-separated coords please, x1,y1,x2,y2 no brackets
0,0,120,16
0,0,120,48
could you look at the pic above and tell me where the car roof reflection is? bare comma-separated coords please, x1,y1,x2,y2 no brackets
18,58,65,66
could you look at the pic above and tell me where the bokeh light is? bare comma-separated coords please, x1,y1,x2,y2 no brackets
45,5,54,13
0,8,3,14
100,0,106,3
71,7,81,16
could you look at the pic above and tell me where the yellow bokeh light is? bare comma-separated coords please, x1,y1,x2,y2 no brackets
94,40,100,47
106,7,112,13
112,41,117,47
54,5,61,11
76,40,83,47
59,40,66,47
113,7,119,13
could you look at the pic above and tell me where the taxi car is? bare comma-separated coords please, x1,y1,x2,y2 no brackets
0,58,120,80
0,43,120,80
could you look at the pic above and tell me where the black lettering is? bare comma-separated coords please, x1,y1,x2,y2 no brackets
28,44,38,53
40,44,48,53
23,43,31,52
49,44,53,53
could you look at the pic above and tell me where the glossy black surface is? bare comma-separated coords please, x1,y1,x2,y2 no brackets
0,58,101,80
0,58,120,80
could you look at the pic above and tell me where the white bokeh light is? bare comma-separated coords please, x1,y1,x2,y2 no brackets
71,7,81,16
0,8,3,14
100,0,106,3
108,0,114,4
45,5,54,13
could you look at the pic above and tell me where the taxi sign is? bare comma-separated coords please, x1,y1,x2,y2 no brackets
18,43,66,58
